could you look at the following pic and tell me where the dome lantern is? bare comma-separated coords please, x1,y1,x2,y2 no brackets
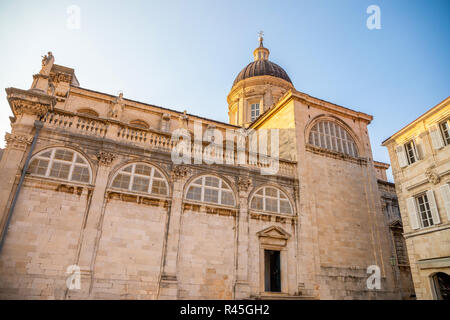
253,31,270,61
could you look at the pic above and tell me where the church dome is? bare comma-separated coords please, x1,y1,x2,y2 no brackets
233,60,292,87
232,35,292,87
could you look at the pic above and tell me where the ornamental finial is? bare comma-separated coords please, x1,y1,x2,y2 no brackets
258,30,264,47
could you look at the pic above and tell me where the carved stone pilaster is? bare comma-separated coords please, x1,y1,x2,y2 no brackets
170,165,190,181
293,184,300,200
237,176,252,192
5,133,33,151
96,151,116,166
425,167,440,185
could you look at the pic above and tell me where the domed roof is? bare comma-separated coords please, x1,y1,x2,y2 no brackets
233,59,292,87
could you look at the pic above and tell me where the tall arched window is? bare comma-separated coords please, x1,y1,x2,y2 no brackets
185,175,235,206
250,186,292,214
111,163,168,196
28,148,91,183
309,120,358,157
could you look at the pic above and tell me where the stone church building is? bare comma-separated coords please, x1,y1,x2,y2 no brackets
0,38,414,299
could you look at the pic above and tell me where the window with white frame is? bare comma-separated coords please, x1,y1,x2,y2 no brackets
251,103,260,121
250,186,293,214
404,140,418,165
439,119,450,146
111,163,168,196
308,120,358,157
396,139,421,168
185,175,235,206
28,148,91,183
416,193,434,227
406,190,441,230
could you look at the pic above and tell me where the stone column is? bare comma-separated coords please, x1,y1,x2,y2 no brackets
66,151,116,299
157,165,190,299
234,176,252,299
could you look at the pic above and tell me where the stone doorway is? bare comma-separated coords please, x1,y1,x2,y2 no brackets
264,249,281,292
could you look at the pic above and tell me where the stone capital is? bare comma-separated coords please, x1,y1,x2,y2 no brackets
237,176,252,192
170,165,191,181
96,151,116,166
5,132,33,151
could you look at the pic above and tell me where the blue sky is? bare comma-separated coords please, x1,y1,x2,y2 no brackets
0,0,449,180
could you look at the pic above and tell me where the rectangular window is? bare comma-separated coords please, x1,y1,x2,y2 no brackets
440,119,450,145
251,103,260,121
264,250,281,292
404,141,417,164
415,193,434,227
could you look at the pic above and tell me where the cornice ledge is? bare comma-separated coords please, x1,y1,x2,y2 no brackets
6,87,56,116
305,144,368,165
291,91,373,123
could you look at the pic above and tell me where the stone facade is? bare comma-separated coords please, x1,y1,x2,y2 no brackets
383,97,450,300
0,43,414,299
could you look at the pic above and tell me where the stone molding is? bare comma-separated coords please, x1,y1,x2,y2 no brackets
305,144,368,165
106,190,170,208
4,132,33,150
249,210,296,224
182,201,237,217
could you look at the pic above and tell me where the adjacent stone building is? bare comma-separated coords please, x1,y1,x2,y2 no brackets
382,97,450,300
0,39,414,299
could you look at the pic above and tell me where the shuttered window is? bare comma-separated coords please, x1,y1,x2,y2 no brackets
404,141,418,164
439,119,450,146
408,191,441,229
439,183,450,221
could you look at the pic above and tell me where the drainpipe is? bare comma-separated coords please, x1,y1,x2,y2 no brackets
0,119,44,254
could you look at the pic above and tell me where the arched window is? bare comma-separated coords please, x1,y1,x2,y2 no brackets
77,108,99,117
28,148,91,183
111,163,168,196
309,120,358,157
250,186,292,214
129,120,149,130
185,175,235,206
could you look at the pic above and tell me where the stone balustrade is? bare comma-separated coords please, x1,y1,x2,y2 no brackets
41,110,297,177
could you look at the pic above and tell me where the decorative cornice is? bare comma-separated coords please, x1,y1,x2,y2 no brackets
50,72,72,84
96,151,116,166
6,87,56,117
9,99,49,117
